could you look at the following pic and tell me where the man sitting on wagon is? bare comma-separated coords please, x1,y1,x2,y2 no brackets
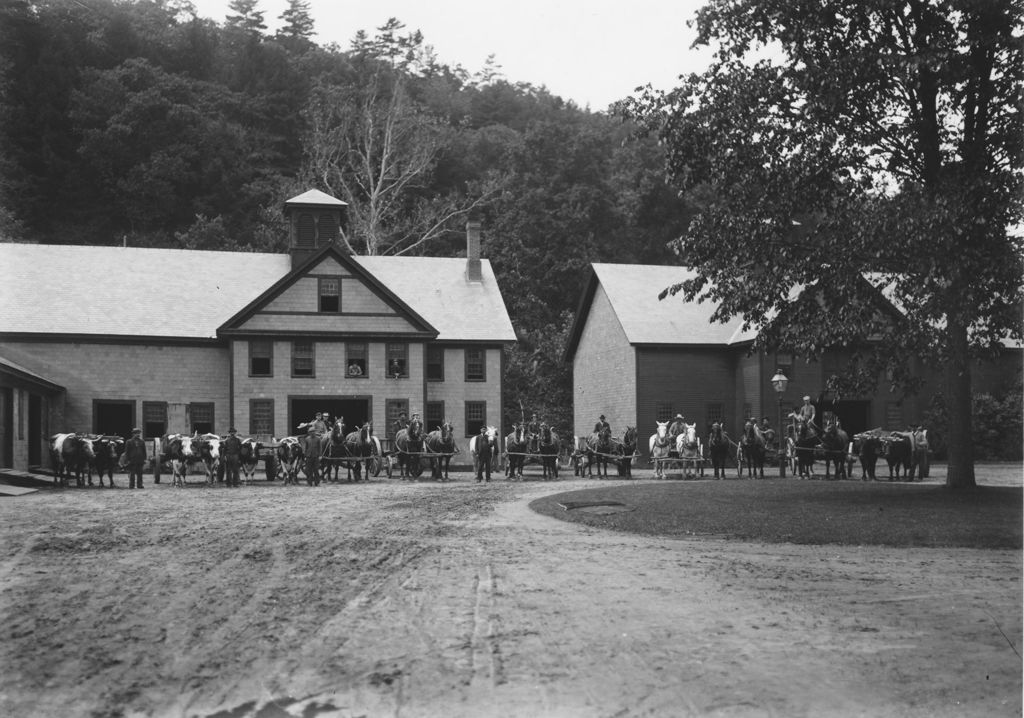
667,414,686,440
760,416,776,449
527,413,541,453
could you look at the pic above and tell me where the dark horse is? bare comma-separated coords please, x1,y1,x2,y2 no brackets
613,426,637,478
320,422,349,482
793,420,819,478
425,421,456,481
342,423,374,481
394,417,424,479
538,423,560,480
586,426,613,478
820,421,850,480
739,420,766,479
707,422,730,479
505,424,527,479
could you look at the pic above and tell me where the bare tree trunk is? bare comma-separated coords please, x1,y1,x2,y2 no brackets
944,318,976,489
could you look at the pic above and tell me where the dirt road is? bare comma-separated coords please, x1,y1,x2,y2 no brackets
0,473,1020,718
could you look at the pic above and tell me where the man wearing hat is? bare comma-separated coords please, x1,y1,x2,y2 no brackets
798,395,817,430
475,425,493,483
124,428,147,490
302,425,321,486
593,414,611,434
222,427,243,487
668,413,686,440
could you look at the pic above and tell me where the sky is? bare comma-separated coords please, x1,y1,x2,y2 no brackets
189,0,718,110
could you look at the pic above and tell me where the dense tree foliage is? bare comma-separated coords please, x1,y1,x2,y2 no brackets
623,0,1023,487
0,0,689,436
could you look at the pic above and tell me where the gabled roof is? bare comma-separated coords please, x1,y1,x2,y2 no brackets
218,243,438,337
564,263,750,360
0,244,516,343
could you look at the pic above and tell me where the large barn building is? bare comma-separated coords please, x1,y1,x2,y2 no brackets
565,263,1020,461
0,190,515,472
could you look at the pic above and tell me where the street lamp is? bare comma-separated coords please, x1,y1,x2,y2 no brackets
771,369,789,477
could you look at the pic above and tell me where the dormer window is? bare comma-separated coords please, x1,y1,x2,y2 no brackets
319,278,340,313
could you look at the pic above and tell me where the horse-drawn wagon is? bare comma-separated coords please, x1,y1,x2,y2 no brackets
649,422,705,478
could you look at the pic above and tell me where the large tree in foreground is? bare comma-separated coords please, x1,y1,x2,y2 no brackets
624,0,1023,489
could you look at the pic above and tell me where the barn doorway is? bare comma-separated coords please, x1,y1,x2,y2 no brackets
94,400,135,439
821,400,871,435
288,396,371,436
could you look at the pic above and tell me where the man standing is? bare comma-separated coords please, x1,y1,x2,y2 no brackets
302,426,321,486
125,427,147,490
475,425,493,483
223,427,242,488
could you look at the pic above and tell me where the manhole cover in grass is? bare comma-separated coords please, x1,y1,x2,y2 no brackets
558,500,634,515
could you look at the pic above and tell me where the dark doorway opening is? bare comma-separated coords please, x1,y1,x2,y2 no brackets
28,394,42,466
821,400,871,435
94,400,135,439
289,396,371,437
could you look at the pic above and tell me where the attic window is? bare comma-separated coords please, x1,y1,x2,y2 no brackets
319,278,340,313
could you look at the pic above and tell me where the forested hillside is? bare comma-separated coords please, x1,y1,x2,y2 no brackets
0,0,692,431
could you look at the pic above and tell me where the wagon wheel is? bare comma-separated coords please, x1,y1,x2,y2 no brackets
367,445,383,478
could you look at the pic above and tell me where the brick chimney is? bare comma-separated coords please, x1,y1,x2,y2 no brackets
466,214,482,282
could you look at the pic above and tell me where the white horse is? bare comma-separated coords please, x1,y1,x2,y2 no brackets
649,421,673,479
675,422,701,478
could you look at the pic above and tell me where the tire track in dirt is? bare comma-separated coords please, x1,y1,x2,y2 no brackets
468,562,504,689
165,539,291,715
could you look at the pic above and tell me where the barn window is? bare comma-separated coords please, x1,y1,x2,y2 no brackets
250,399,274,437
386,343,408,378
249,340,272,376
706,403,724,427
426,346,444,382
296,213,316,247
465,401,485,438
465,347,485,382
317,213,339,242
190,403,214,434
318,278,340,313
385,399,408,441
292,341,315,377
656,403,673,423
426,401,444,432
346,342,367,377
776,353,794,381
143,402,167,439
885,401,903,430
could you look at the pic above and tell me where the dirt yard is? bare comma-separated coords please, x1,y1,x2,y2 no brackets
0,467,1020,718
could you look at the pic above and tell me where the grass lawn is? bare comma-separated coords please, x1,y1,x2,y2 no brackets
530,479,1023,548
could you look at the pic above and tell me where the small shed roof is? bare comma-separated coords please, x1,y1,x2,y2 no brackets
0,244,515,343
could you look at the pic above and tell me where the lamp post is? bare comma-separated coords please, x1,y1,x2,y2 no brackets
771,370,789,478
